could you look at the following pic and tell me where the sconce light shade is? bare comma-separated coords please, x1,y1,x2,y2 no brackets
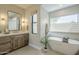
2,18,5,20
22,21,25,23
1,18,5,25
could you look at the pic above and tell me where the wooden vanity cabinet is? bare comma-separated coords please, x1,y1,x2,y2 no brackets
0,36,12,54
12,34,29,50
12,35,25,49
0,33,29,54
23,34,29,45
12,36,19,50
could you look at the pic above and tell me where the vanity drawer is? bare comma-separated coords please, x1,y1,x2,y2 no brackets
0,36,11,44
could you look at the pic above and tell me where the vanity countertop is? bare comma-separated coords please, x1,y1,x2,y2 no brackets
0,32,29,37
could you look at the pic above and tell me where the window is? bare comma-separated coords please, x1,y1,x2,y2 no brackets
50,14,78,24
8,12,20,31
49,14,79,32
32,13,38,34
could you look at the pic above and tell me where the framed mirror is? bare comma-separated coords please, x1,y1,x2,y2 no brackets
8,12,21,32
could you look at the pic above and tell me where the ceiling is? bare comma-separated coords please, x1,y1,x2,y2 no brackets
16,4,76,12
16,4,32,9
42,4,75,12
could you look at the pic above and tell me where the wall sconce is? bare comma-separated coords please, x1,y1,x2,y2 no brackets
22,21,25,23
1,18,5,25
22,21,25,27
2,18,5,20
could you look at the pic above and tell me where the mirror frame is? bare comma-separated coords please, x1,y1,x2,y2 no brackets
7,11,22,32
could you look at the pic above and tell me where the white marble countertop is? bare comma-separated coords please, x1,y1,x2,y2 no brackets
0,32,29,37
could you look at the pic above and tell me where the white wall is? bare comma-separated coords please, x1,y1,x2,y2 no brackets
40,6,49,38
25,5,41,49
25,5,49,49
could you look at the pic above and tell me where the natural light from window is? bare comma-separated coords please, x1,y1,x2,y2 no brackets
49,14,79,32
50,14,78,24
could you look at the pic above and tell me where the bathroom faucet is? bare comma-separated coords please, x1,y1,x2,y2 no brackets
63,37,69,43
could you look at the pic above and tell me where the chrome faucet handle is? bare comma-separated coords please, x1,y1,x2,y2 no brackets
63,37,69,43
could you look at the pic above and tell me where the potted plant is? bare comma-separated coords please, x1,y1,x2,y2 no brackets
41,24,48,52
41,36,48,49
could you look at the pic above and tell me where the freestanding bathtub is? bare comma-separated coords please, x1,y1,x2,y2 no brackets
48,37,79,55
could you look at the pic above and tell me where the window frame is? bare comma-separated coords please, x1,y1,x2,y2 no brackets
32,13,38,34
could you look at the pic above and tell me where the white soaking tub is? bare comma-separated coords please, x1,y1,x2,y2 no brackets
48,37,79,55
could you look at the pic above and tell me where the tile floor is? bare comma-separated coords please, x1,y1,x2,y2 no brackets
7,46,61,55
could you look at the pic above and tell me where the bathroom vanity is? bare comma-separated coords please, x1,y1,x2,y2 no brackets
0,5,29,55
0,32,29,54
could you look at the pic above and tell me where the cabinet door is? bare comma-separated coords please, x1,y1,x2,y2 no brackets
18,35,25,48
0,36,12,54
0,42,11,54
12,34,29,50
12,36,18,50
24,34,29,45
18,38,23,48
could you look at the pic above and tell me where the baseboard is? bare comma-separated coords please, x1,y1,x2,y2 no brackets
29,44,41,50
